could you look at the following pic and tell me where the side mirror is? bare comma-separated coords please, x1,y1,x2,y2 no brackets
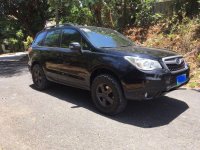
69,42,81,52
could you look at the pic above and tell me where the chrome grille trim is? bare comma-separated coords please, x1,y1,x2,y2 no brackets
162,55,188,73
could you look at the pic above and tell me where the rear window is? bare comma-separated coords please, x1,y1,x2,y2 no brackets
33,31,47,46
43,29,61,47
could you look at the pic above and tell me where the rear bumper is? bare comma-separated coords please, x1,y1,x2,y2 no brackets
121,68,190,100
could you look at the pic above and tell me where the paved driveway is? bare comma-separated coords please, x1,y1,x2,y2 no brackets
0,57,200,150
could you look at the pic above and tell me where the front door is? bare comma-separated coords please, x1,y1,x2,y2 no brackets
58,28,92,89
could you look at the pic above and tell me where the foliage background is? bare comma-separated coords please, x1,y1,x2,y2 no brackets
0,0,199,87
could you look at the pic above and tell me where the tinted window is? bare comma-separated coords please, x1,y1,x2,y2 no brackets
44,29,61,47
61,29,89,50
33,31,46,46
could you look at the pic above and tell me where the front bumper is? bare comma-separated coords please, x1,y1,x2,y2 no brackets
121,67,190,100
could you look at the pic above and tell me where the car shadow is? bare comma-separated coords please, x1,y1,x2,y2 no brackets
30,83,189,128
192,89,200,92
179,87,200,93
0,56,28,77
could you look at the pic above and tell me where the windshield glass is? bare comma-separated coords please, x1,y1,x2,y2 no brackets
80,27,134,48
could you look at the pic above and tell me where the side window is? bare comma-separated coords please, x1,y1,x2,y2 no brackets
33,31,46,46
81,38,90,50
61,29,90,50
43,29,61,47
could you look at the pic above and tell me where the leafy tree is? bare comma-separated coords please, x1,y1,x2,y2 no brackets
63,6,93,25
0,0,51,37
0,0,199,53
48,0,63,25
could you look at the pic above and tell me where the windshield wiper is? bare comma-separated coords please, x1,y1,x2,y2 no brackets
99,47,114,48
120,44,133,47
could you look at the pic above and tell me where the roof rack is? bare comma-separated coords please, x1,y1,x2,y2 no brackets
63,23,74,26
43,23,74,30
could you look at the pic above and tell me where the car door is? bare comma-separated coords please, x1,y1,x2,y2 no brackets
58,28,92,90
42,28,63,81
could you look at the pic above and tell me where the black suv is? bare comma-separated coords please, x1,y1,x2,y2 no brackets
28,24,190,115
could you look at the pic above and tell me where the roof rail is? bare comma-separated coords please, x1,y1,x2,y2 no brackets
63,23,74,26
43,25,55,30
43,23,74,30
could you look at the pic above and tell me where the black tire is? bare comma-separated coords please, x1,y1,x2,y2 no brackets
91,74,127,115
32,64,49,90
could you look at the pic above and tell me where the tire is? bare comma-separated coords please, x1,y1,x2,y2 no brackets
32,64,49,90
91,74,127,115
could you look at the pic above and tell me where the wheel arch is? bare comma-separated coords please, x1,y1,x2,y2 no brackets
31,61,41,71
90,67,122,88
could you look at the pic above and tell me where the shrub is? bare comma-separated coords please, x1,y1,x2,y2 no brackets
23,36,33,50
135,0,162,26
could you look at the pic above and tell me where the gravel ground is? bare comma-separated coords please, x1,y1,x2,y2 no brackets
0,58,200,150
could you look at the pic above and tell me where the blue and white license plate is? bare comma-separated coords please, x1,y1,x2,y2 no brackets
176,74,187,85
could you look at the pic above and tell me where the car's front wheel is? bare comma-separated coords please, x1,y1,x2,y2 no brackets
32,64,49,90
91,74,127,115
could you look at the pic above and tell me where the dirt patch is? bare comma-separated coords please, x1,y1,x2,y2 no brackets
124,20,200,88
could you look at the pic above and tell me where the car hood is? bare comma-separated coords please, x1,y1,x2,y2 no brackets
99,45,178,59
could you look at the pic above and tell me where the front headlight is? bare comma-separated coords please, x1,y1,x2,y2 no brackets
124,56,162,71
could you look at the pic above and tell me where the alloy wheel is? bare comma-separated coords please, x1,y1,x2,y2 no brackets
96,83,114,107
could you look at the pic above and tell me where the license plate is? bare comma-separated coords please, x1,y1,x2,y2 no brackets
176,74,187,85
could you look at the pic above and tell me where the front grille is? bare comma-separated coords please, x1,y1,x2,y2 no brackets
162,56,186,73
166,61,185,72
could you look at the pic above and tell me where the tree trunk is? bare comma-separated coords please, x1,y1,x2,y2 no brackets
108,9,114,28
123,0,127,27
105,4,114,28
55,0,61,25
93,2,103,26
95,9,102,26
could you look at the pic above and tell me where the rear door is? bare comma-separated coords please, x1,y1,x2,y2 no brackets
42,29,63,81
30,31,47,66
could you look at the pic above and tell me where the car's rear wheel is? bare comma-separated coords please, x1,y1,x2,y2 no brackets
32,64,49,90
91,74,127,115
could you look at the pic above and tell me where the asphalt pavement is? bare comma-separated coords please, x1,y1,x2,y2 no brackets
0,56,200,150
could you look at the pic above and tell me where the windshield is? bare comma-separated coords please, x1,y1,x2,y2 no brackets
80,27,134,48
